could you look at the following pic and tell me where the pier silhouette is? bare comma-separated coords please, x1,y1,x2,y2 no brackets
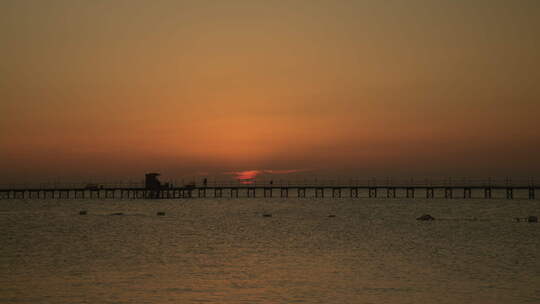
0,175,537,200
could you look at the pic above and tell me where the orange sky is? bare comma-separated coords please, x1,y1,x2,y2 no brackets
1,0,540,183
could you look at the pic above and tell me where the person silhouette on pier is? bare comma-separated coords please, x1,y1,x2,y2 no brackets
203,178,208,187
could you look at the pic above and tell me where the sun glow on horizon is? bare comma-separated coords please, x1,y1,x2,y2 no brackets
226,169,309,184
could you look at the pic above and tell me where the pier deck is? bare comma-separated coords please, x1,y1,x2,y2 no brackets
0,184,538,200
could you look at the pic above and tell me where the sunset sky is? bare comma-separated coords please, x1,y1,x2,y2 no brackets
1,0,539,183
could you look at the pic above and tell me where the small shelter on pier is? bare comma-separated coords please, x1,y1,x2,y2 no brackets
145,173,166,190
145,173,170,199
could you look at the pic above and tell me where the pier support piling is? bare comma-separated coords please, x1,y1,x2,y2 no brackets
332,188,341,198
426,188,434,199
406,188,415,199
315,188,324,198
368,187,377,198
387,187,396,198
506,188,514,199
444,188,453,199
464,188,472,199
484,188,492,199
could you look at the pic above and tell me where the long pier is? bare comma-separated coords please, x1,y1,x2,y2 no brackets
0,183,538,200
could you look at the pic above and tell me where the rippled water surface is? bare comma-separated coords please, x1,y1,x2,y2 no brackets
1,198,539,303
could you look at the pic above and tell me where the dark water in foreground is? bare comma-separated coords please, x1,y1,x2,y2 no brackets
1,198,539,304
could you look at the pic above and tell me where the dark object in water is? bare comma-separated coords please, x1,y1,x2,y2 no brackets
417,214,435,221
262,214,272,217
328,215,336,218
110,212,124,216
157,212,165,216
79,210,87,215
515,216,538,223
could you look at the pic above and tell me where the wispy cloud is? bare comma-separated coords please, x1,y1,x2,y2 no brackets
263,169,309,174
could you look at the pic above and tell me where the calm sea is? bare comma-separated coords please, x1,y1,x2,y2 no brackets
1,197,539,303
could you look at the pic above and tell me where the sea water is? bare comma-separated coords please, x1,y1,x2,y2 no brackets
1,198,539,303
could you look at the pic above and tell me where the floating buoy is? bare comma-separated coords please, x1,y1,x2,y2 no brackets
416,214,435,221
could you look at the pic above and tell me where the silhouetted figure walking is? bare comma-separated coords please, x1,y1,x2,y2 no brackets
203,178,207,187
